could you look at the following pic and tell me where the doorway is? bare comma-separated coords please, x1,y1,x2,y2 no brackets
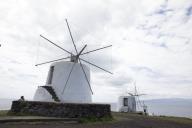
48,66,54,84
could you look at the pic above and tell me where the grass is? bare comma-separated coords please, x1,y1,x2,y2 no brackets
1,110,192,125
79,116,114,123
112,112,144,119
0,110,8,116
112,112,192,125
151,115,192,124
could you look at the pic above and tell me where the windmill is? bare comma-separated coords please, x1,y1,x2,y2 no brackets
118,81,146,112
33,19,112,103
128,81,146,110
130,82,149,115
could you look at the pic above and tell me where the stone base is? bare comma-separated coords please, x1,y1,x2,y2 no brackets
9,101,111,118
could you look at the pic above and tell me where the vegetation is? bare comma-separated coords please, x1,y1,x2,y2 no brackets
112,112,192,124
112,112,144,119
152,115,192,124
79,115,114,123
0,110,8,116
1,110,192,126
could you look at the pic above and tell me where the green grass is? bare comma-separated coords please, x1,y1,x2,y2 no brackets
0,110,9,116
112,112,144,119
112,112,192,125
151,115,192,124
1,110,192,125
79,116,114,123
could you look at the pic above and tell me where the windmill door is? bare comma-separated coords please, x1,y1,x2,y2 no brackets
48,66,54,84
123,98,128,106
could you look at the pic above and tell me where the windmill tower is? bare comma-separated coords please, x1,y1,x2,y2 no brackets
33,19,112,103
118,81,146,112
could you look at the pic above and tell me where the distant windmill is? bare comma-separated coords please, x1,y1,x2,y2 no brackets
128,81,146,109
118,81,146,112
33,19,112,103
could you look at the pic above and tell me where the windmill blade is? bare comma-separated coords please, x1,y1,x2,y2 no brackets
77,45,87,57
137,96,143,108
80,45,112,55
35,56,71,66
134,82,137,96
62,63,76,94
65,19,78,54
127,92,134,96
79,59,93,94
136,94,146,96
79,58,113,74
135,97,140,109
133,81,146,96
142,101,146,108
136,98,140,109
40,34,72,55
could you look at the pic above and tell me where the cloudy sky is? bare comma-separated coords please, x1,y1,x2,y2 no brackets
0,0,192,103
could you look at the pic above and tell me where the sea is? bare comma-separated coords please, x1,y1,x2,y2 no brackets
109,98,192,119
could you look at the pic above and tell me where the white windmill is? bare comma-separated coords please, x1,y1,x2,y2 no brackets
118,81,146,112
33,19,112,103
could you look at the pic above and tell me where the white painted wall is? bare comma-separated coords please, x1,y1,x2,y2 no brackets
118,96,136,112
33,86,54,102
33,61,92,103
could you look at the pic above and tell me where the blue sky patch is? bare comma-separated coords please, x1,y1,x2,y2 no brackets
186,6,192,16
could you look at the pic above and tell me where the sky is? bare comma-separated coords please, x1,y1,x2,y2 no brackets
0,0,192,103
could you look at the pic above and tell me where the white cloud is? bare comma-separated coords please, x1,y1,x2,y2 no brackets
0,0,192,102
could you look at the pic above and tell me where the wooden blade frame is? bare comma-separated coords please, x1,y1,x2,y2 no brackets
79,58,113,74
61,62,76,94
79,59,93,94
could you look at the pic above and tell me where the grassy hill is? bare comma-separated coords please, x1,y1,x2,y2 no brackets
0,110,192,128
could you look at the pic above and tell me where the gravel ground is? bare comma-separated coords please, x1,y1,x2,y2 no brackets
0,113,192,128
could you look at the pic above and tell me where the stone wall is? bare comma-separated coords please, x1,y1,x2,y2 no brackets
9,101,111,118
